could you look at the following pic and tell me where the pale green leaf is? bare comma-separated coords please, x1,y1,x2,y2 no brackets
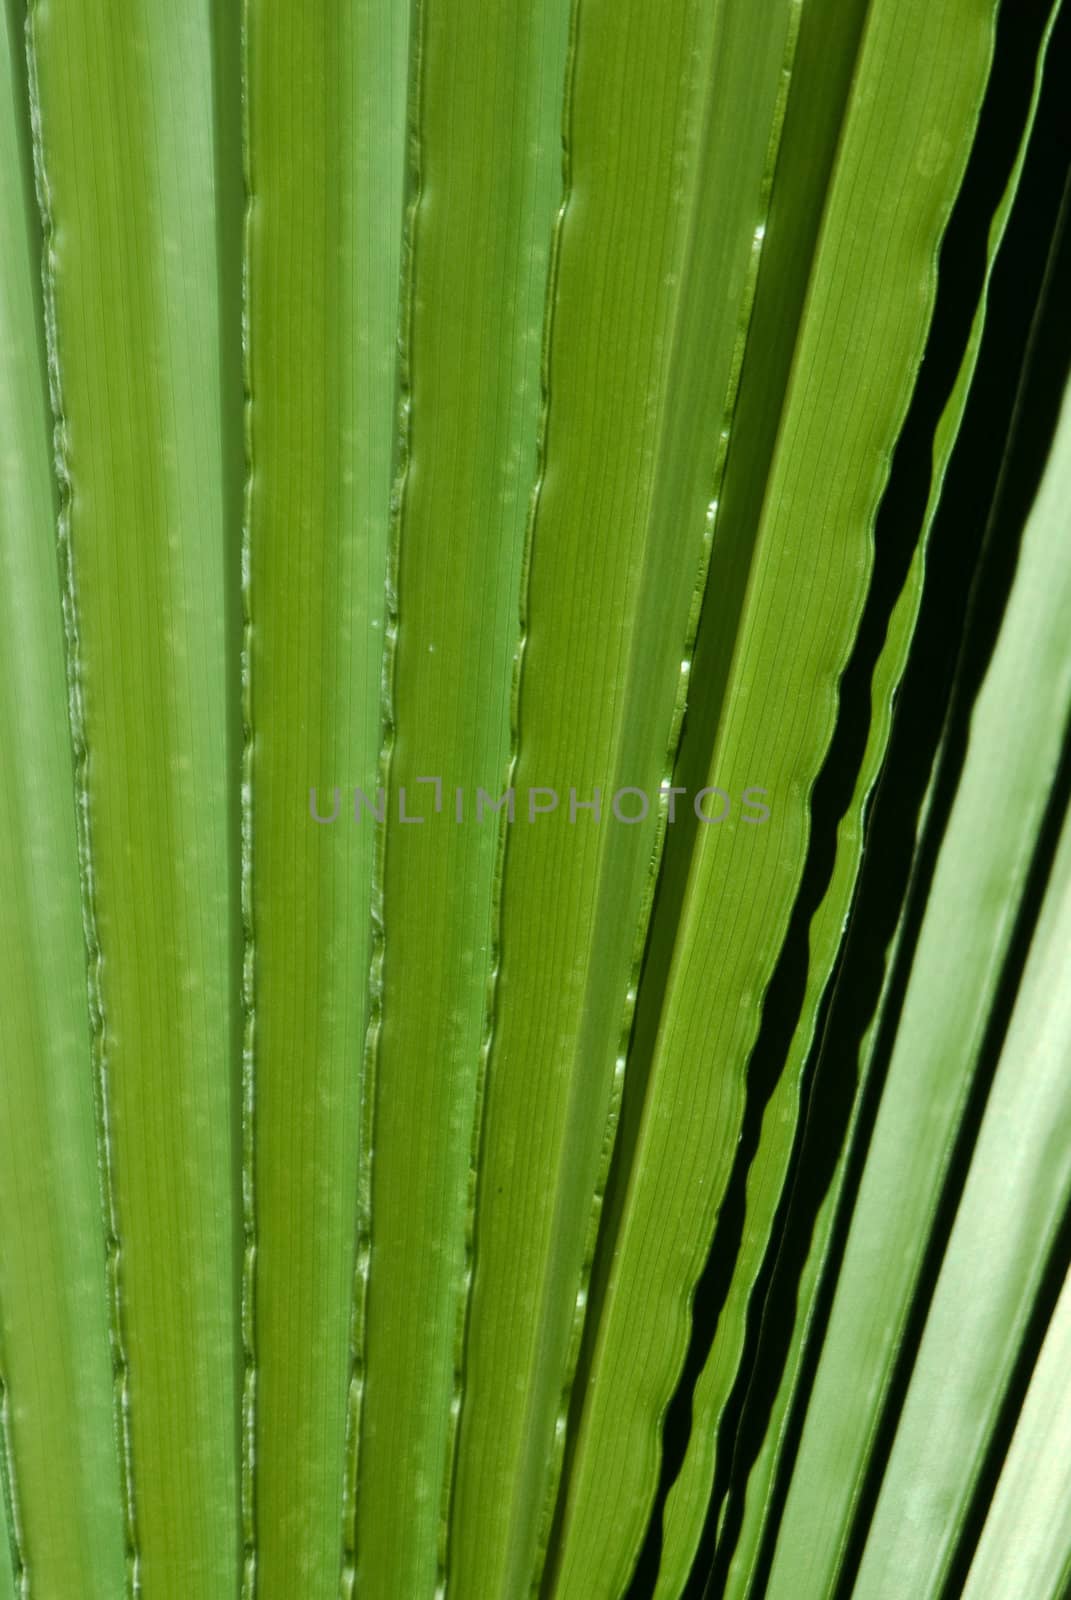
853,662,1071,1599
0,5,127,1595
961,1265,1071,1600
763,345,1071,1600
346,3,570,1595
26,2,240,1590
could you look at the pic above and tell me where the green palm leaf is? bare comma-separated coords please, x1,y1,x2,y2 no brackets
763,292,1071,1600
243,3,407,1593
961,1264,1071,1600
854,534,1071,1594
0,2,1067,1596
551,1,1004,1592
0,8,124,1593
25,1,240,1589
655,4,1061,1589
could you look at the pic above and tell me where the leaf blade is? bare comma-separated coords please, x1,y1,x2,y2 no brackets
961,1265,1071,1600
243,3,408,1592
347,2,571,1593
552,1,1003,1591
26,3,242,1589
0,6,128,1594
654,1,1059,1582
446,1,805,1592
852,380,1071,1600
763,305,1071,1600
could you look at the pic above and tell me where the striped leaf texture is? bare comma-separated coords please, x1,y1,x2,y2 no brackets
0,1,1068,1597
